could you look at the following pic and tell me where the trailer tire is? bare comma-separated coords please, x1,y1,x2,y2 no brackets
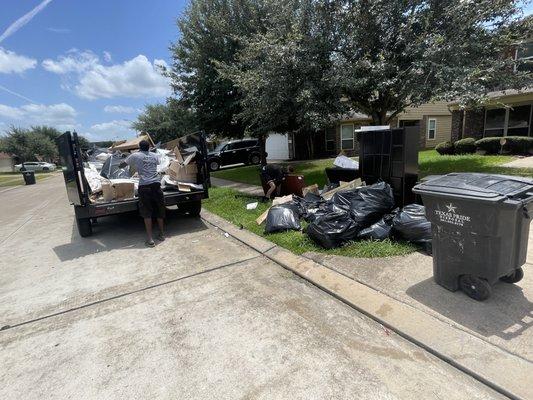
76,217,92,237
184,201,202,217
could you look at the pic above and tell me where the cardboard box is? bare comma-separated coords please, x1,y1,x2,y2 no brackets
102,180,135,201
168,160,198,183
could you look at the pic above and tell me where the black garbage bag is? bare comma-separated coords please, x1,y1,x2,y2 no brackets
306,211,360,249
100,153,130,179
331,188,360,211
350,181,395,228
278,201,306,218
392,204,432,244
265,206,301,233
357,210,399,240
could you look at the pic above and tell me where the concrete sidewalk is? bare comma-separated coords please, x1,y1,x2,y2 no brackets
503,156,533,168
211,176,264,196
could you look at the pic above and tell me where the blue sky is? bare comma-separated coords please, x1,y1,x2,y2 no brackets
0,0,187,141
0,1,531,142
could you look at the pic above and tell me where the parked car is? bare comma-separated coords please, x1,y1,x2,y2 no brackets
15,161,56,172
207,138,262,171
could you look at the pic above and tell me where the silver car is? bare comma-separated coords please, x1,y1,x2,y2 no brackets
15,161,56,172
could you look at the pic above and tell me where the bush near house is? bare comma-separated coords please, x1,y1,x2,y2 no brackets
435,141,455,155
453,138,476,154
475,136,533,155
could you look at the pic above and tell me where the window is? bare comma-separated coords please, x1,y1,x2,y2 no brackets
508,105,531,136
427,118,436,140
484,108,506,137
325,128,335,152
515,41,533,73
341,124,354,150
484,105,532,137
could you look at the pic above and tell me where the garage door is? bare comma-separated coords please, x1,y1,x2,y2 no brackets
266,134,290,160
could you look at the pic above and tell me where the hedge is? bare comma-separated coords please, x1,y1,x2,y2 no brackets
475,136,533,155
453,138,476,154
435,141,454,155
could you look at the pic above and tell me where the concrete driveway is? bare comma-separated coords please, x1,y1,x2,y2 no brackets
0,176,504,399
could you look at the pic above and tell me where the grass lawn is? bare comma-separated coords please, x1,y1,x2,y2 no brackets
211,150,533,187
0,172,57,187
203,186,417,258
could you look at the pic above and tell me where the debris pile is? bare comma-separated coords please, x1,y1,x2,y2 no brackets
84,135,203,203
259,179,431,251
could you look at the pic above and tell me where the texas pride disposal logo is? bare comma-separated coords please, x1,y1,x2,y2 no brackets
435,203,471,227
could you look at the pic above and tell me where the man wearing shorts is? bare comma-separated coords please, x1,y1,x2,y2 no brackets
122,140,165,247
260,164,294,201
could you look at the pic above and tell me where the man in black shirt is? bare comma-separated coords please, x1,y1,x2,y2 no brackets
260,164,294,201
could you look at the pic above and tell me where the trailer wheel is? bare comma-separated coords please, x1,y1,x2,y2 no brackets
76,217,92,237
500,267,524,284
183,201,202,217
459,275,492,301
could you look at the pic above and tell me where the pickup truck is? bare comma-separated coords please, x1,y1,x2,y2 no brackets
57,131,210,237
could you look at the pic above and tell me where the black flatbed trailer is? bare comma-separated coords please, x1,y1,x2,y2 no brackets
57,131,210,237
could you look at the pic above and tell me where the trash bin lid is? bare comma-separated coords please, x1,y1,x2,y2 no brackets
413,173,533,202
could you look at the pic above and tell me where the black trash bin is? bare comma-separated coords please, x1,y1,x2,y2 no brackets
413,173,533,301
22,170,36,185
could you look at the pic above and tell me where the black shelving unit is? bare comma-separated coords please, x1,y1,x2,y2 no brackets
358,126,419,206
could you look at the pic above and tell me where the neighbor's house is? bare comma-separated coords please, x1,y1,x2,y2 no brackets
0,152,16,172
449,88,533,142
323,101,453,157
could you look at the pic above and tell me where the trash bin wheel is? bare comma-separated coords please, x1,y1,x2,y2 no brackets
76,217,92,237
459,275,492,301
500,267,524,284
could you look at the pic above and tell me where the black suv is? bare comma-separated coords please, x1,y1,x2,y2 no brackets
207,138,261,171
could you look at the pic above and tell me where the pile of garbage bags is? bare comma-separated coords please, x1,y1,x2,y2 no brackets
264,181,432,251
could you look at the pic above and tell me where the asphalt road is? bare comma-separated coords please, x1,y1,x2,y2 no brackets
0,176,505,399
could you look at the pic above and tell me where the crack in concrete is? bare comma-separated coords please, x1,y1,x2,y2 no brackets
0,255,260,333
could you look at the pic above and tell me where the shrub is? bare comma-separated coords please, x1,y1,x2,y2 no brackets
475,136,533,155
475,137,501,154
435,141,455,155
453,138,476,154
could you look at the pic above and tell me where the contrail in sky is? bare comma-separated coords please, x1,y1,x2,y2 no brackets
0,84,35,103
0,0,54,44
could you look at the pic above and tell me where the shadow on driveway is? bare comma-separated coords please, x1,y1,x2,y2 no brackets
406,277,533,343
53,210,209,262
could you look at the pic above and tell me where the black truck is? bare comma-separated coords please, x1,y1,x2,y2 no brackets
58,131,210,237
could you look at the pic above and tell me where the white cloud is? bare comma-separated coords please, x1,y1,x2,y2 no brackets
103,51,112,63
0,0,54,44
42,49,98,74
43,49,171,100
0,102,76,126
85,119,136,141
0,48,37,74
104,105,136,114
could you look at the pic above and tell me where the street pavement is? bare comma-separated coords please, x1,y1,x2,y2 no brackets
0,176,505,399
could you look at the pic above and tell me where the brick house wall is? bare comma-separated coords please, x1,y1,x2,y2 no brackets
463,108,485,140
451,110,464,142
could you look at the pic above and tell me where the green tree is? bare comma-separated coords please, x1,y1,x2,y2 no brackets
168,0,273,137
219,0,342,157
0,126,58,162
132,98,197,143
333,0,532,124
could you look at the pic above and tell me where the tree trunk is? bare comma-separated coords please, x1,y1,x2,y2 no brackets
258,134,267,165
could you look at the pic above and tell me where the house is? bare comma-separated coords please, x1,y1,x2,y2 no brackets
0,152,15,172
324,102,453,157
449,88,533,141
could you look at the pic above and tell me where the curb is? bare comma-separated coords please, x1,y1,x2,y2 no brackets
201,209,532,400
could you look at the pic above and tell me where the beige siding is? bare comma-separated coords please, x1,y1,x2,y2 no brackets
397,101,451,120
424,115,452,148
